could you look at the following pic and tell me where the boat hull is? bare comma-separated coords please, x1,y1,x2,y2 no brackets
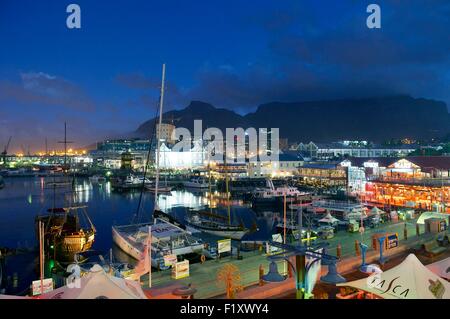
187,223,248,240
112,225,144,260
112,224,205,268
183,182,209,188
36,214,95,262
145,185,172,193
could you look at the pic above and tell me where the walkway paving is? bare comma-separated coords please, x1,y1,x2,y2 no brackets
142,217,446,299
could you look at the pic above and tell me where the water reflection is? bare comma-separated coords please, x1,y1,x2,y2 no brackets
0,177,280,252
0,176,285,293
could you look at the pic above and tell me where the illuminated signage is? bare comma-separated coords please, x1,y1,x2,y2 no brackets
172,260,190,279
218,239,232,254
32,278,54,296
386,233,399,250
164,254,177,267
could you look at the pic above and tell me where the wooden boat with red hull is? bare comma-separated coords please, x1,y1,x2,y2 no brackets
35,206,96,262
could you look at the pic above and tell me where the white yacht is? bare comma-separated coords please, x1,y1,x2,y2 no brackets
252,179,304,207
112,214,206,270
183,177,209,189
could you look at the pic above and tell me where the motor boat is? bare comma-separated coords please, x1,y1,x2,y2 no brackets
183,177,209,189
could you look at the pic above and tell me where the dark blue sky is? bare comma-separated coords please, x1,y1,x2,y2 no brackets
0,0,449,152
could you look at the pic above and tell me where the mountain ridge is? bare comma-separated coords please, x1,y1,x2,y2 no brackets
134,96,450,143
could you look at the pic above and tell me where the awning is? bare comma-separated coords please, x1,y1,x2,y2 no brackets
369,207,385,216
416,212,449,225
318,212,340,224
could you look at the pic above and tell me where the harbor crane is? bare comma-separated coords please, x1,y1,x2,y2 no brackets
1,136,12,165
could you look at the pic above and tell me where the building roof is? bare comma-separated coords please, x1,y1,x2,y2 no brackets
345,156,450,170
404,156,450,170
315,142,418,150
300,162,341,170
278,153,303,162
344,157,398,168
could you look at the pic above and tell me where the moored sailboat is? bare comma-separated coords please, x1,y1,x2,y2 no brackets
35,123,96,263
35,206,96,262
112,64,212,267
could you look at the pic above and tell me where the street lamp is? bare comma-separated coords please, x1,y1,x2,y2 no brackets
262,242,346,299
378,236,386,265
261,261,286,282
359,242,370,272
320,257,346,284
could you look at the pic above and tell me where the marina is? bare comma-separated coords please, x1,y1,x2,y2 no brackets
1,1,449,305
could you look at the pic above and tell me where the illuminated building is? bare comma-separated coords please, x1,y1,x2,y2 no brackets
297,162,348,188
156,123,176,144
158,140,206,170
351,157,450,213
213,163,248,179
247,153,303,178
290,141,416,159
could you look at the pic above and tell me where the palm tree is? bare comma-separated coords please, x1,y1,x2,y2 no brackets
216,263,243,299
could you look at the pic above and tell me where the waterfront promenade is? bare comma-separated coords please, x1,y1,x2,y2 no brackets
143,218,447,299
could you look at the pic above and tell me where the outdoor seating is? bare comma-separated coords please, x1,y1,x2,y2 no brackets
422,240,447,257
436,233,449,246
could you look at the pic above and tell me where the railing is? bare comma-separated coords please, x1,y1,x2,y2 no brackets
312,200,362,210
368,176,450,186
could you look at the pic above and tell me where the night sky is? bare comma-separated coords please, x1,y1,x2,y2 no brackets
0,0,449,153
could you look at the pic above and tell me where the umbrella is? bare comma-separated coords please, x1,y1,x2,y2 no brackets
337,254,450,299
39,264,147,299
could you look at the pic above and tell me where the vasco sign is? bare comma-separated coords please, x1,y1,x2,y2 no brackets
368,276,410,298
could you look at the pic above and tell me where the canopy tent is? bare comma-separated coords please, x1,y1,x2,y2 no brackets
417,212,449,225
318,212,340,225
369,207,385,216
39,264,147,299
427,257,450,280
337,254,450,299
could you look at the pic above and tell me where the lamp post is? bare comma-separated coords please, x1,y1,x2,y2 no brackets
262,241,346,299
378,236,386,265
359,243,369,272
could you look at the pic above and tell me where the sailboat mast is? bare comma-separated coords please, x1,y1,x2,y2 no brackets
39,221,45,294
58,122,73,172
225,152,230,225
64,122,67,168
154,63,165,212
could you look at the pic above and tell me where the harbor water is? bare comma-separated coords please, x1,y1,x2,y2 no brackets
0,176,280,294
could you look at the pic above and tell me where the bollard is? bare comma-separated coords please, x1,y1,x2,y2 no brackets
259,264,265,286
416,224,420,237
404,226,408,240
355,240,360,256
337,244,342,259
